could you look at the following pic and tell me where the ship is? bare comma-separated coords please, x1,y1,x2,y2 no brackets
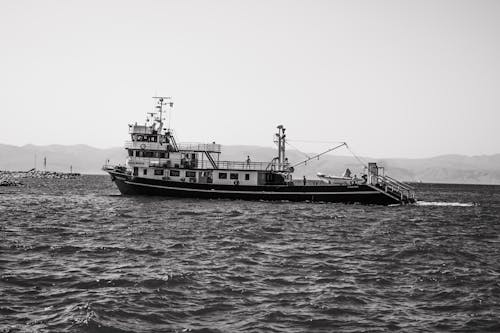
103,97,416,205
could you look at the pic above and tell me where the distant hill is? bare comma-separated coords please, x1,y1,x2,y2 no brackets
0,144,125,174
1,143,499,184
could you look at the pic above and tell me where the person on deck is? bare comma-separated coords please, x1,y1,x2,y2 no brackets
303,176,307,186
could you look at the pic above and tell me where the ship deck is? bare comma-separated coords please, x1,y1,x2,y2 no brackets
106,169,413,205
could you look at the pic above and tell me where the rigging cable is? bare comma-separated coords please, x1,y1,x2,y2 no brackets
290,142,347,168
345,144,368,168
284,140,311,160
287,139,347,145
288,137,370,172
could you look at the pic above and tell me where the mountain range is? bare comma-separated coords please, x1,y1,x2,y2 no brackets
1,143,499,184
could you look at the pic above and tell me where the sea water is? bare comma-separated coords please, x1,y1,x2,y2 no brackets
1,176,499,332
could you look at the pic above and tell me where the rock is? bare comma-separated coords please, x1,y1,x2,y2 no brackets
0,170,80,181
0,177,23,186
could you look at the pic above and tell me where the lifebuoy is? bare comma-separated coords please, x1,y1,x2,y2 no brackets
140,144,146,150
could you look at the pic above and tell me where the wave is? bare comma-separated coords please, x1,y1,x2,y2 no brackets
2,178,499,332
416,201,476,207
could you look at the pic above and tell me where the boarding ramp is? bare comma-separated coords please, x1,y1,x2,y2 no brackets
373,174,416,204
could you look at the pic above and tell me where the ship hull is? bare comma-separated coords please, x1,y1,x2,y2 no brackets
108,171,408,205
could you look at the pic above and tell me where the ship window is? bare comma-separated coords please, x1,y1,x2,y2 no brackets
170,169,180,177
128,150,134,157
145,151,154,158
159,152,166,158
154,169,164,176
143,169,147,175
186,171,196,178
218,172,227,179
245,174,250,181
230,173,239,180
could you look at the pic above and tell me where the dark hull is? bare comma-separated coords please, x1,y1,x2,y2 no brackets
108,172,406,205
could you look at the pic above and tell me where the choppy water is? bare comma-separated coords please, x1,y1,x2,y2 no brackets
1,176,500,332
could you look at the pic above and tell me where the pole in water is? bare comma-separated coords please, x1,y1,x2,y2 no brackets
43,157,46,170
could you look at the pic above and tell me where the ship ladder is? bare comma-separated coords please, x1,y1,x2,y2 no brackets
380,175,416,204
369,175,416,204
170,136,179,151
205,152,218,169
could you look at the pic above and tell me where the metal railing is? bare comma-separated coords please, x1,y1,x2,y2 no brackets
128,125,154,134
177,142,221,153
124,141,221,153
375,174,415,200
124,141,169,150
209,160,270,171
383,174,415,190
102,164,130,175
126,157,271,171
127,157,170,166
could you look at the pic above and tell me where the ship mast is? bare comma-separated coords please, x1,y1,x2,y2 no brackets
275,125,286,171
152,96,172,133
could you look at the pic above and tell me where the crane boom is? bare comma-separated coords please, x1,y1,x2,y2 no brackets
291,142,347,168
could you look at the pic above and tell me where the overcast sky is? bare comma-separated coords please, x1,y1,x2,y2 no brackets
1,0,499,158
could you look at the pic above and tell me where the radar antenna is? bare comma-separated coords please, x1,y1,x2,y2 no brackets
152,96,173,133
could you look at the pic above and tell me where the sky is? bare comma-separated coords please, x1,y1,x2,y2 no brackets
1,0,499,158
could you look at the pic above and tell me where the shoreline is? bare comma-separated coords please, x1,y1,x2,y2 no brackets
0,169,81,186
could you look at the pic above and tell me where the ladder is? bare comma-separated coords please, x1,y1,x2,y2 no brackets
169,135,179,151
205,151,218,169
375,174,416,204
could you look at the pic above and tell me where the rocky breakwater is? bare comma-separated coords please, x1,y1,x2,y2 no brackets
0,169,81,186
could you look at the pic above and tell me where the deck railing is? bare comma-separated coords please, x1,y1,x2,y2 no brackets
208,160,270,170
124,141,170,150
375,174,415,200
126,157,271,171
128,125,154,134
124,141,221,153
177,142,221,153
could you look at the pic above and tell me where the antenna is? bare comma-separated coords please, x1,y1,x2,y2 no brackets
152,96,173,133
274,125,286,171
